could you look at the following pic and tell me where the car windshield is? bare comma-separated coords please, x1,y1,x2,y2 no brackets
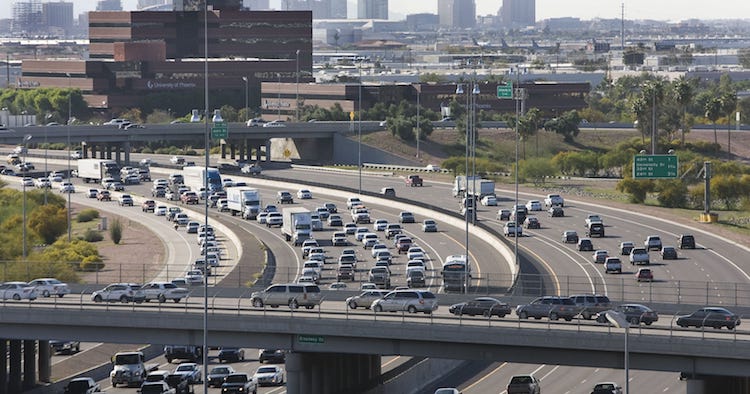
225,375,247,383
257,367,276,374
176,365,193,372
67,381,90,390
211,367,231,374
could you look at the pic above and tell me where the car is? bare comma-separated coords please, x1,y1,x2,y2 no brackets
561,230,578,243
596,303,659,326
515,296,580,321
104,118,131,127
327,214,343,226
266,212,283,227
591,382,623,394
629,247,650,265
154,205,168,216
21,177,34,187
503,221,522,237
276,190,293,204
384,224,402,239
180,191,199,205
369,243,387,258
619,241,635,255
405,174,423,187
592,250,609,264
434,389,461,394
141,281,189,303
117,194,134,206
525,200,542,211
585,214,603,227
371,290,438,314
544,193,564,207
246,118,265,127
380,187,396,197
141,199,156,212
677,307,741,329
425,164,441,172
396,237,413,253
107,182,125,191
240,162,262,175
644,235,662,251
523,216,540,229
296,189,312,199
548,206,564,217
346,290,389,309
399,211,415,223
569,294,612,320
332,232,348,246
507,374,541,394
0,282,38,300
604,257,622,274
250,283,322,309
253,365,284,386
169,155,185,165
636,268,654,282
577,238,594,251
258,349,286,364
64,377,100,394
373,219,388,232
184,270,204,285
480,195,497,206
496,209,511,221
329,281,349,290
96,190,111,201
173,362,201,384
218,347,245,363
207,365,236,387
422,219,438,232
28,277,70,298
91,283,145,303
678,234,696,249
449,297,512,318
315,207,330,220
661,246,678,260
34,177,51,188
343,223,358,235
263,119,286,127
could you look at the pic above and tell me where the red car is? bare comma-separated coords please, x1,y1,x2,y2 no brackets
396,237,413,254
141,199,156,212
636,268,653,282
405,175,423,187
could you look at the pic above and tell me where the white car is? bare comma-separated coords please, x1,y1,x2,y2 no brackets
91,283,145,303
241,163,262,175
481,195,497,206
253,365,285,386
0,282,38,300
373,219,388,231
173,363,202,384
35,177,51,188
117,194,133,206
154,205,168,216
263,120,286,128
21,177,34,187
58,182,75,193
141,281,190,303
297,189,313,199
169,155,184,164
185,270,205,285
371,243,388,258
28,278,70,298
503,221,523,237
525,200,542,211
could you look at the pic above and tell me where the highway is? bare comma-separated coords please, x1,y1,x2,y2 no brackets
9,150,750,393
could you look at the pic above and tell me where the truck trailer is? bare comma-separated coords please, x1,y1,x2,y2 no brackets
226,186,262,219
281,207,312,246
77,159,121,184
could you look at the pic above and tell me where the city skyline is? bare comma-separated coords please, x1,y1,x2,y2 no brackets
1,0,749,22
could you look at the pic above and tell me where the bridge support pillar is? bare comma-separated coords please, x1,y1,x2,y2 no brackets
38,340,50,383
684,374,750,394
23,340,35,390
264,141,270,162
0,339,7,394
122,142,131,164
8,340,22,393
220,143,227,159
286,352,381,394
106,145,113,160
236,143,243,162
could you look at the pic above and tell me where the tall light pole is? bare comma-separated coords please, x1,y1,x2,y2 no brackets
202,4,210,394
513,66,526,268
277,73,282,120
605,311,630,394
415,81,420,159
358,61,363,195
242,76,248,122
470,79,479,226
455,82,470,293
295,49,300,122
66,72,72,242
22,134,32,279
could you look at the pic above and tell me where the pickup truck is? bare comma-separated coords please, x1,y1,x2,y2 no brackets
405,174,423,187
180,191,199,205
110,351,159,387
629,247,650,265
544,193,564,207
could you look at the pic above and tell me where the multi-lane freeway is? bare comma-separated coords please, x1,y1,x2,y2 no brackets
7,150,750,393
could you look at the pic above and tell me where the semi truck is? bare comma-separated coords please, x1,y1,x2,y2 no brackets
465,179,496,199
452,175,483,198
109,351,159,387
77,159,121,184
226,186,262,219
281,207,312,246
182,166,222,195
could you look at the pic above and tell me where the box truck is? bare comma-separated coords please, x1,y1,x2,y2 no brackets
226,186,262,219
452,175,482,198
282,207,312,246
77,159,121,183
182,166,222,195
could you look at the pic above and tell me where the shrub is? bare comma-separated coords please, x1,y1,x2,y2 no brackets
83,229,103,242
80,258,105,272
110,219,123,244
656,180,688,208
77,209,100,222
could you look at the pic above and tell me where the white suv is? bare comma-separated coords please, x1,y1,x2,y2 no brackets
371,290,438,314
91,283,145,303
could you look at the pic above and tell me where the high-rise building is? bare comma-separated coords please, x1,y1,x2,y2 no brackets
357,0,387,20
12,1,43,35
328,0,347,18
137,0,171,10
500,0,535,28
280,0,346,19
96,0,123,11
438,0,475,29
43,2,74,35
245,0,270,10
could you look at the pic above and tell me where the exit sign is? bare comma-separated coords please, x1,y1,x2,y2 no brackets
211,121,228,139
298,335,325,344
497,82,513,99
633,155,678,179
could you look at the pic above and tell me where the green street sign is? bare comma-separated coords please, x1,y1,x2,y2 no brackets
633,155,678,179
497,82,513,99
298,335,325,344
211,121,228,139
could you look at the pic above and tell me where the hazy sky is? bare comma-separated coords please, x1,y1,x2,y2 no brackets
2,0,749,22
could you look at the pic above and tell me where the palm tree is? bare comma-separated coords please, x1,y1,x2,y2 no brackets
720,91,737,153
704,97,723,150
672,77,694,146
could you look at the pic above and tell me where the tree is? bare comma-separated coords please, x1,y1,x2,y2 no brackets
616,178,655,204
27,205,67,245
740,49,750,69
704,96,722,150
720,91,737,151
110,218,123,245
517,108,542,159
632,80,666,150
519,158,556,185
672,77,694,146
543,110,581,142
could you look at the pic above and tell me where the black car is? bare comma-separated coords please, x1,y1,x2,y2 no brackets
596,303,659,326
218,347,245,363
258,349,286,364
276,191,293,204
661,246,678,260
677,307,740,329
524,217,540,229
577,238,594,251
548,206,564,217
679,234,696,249
50,340,80,354
562,231,579,244
449,297,512,318
165,373,193,394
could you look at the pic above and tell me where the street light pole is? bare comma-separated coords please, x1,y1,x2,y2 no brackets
295,49,300,122
415,76,420,159
277,72,282,120
455,82,470,293
66,73,72,242
358,61,363,195
202,4,209,394
605,310,630,394
242,76,248,122
22,134,31,279
471,79,480,226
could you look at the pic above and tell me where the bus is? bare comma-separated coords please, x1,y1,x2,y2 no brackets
182,166,222,195
441,254,470,292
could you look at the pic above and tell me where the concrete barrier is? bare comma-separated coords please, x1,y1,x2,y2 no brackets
364,358,468,394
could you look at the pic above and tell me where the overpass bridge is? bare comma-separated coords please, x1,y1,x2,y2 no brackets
0,121,385,165
2,303,750,393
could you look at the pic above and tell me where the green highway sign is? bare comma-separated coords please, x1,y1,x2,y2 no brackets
497,82,513,99
211,121,228,139
633,155,678,179
298,335,325,344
